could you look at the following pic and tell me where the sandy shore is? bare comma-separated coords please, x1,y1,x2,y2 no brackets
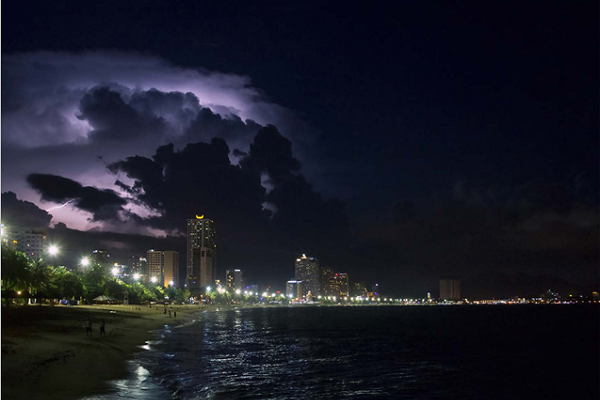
1,303,204,400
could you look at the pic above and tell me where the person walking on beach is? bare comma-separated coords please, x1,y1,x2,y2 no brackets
100,319,106,337
85,318,92,336
174,311,176,318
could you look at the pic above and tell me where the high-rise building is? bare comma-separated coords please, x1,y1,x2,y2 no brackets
338,273,349,296
286,280,303,300
13,229,47,259
129,256,147,277
226,269,243,290
321,266,333,295
146,250,179,287
91,249,111,268
295,254,320,297
187,217,216,289
327,273,350,296
163,251,180,288
440,278,461,300
147,250,165,286
1,224,18,251
352,282,368,297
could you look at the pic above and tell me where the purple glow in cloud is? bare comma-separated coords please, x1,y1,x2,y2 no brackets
1,51,299,233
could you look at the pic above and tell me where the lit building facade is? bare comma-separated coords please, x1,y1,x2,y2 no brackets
321,266,333,295
147,250,180,287
440,278,461,300
163,251,179,288
295,254,320,296
14,229,47,259
226,269,243,290
327,273,350,296
91,249,111,268
129,256,148,279
286,280,303,300
352,282,368,297
187,217,216,289
1,224,18,251
147,250,165,286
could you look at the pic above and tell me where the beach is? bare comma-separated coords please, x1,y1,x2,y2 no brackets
1,303,203,400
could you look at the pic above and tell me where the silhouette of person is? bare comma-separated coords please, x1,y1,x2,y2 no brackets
100,319,106,336
85,318,92,336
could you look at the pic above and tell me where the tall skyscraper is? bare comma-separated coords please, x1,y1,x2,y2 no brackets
321,266,333,295
163,251,180,288
440,278,461,300
226,269,243,290
147,250,180,287
187,217,216,289
295,254,320,296
338,273,349,296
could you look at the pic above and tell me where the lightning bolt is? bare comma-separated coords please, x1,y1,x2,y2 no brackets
46,199,75,212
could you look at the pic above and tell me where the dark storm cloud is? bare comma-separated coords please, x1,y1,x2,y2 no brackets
1,191,53,229
78,86,168,143
26,174,127,221
240,126,349,256
107,125,349,259
108,138,266,233
2,52,310,233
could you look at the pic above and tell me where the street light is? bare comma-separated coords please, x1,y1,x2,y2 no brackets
206,286,211,292
235,289,241,295
151,276,158,283
111,267,119,276
133,273,140,281
80,257,90,267
47,245,59,256
169,281,174,286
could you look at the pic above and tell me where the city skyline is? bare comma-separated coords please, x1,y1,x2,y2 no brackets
1,1,597,298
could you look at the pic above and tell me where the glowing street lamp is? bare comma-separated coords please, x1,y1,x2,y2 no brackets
133,273,140,281
169,281,174,286
111,267,119,276
80,257,90,267
262,292,268,297
206,286,211,292
151,276,158,283
47,245,59,256
235,289,241,295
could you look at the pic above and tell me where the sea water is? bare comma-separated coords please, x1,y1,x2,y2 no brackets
87,305,599,399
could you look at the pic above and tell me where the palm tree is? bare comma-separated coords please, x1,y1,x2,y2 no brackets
1,245,31,305
27,258,52,306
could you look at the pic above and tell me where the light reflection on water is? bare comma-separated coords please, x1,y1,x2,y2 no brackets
86,306,598,400
81,361,170,400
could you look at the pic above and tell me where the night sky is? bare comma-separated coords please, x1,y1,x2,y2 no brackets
2,1,598,297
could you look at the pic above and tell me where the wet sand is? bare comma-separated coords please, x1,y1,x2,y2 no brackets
1,304,203,400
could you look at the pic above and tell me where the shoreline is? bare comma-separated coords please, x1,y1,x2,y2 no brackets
1,304,204,400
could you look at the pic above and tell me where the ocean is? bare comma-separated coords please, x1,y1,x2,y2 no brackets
85,305,599,399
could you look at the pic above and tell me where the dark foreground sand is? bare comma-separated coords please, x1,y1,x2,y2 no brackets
1,304,203,400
